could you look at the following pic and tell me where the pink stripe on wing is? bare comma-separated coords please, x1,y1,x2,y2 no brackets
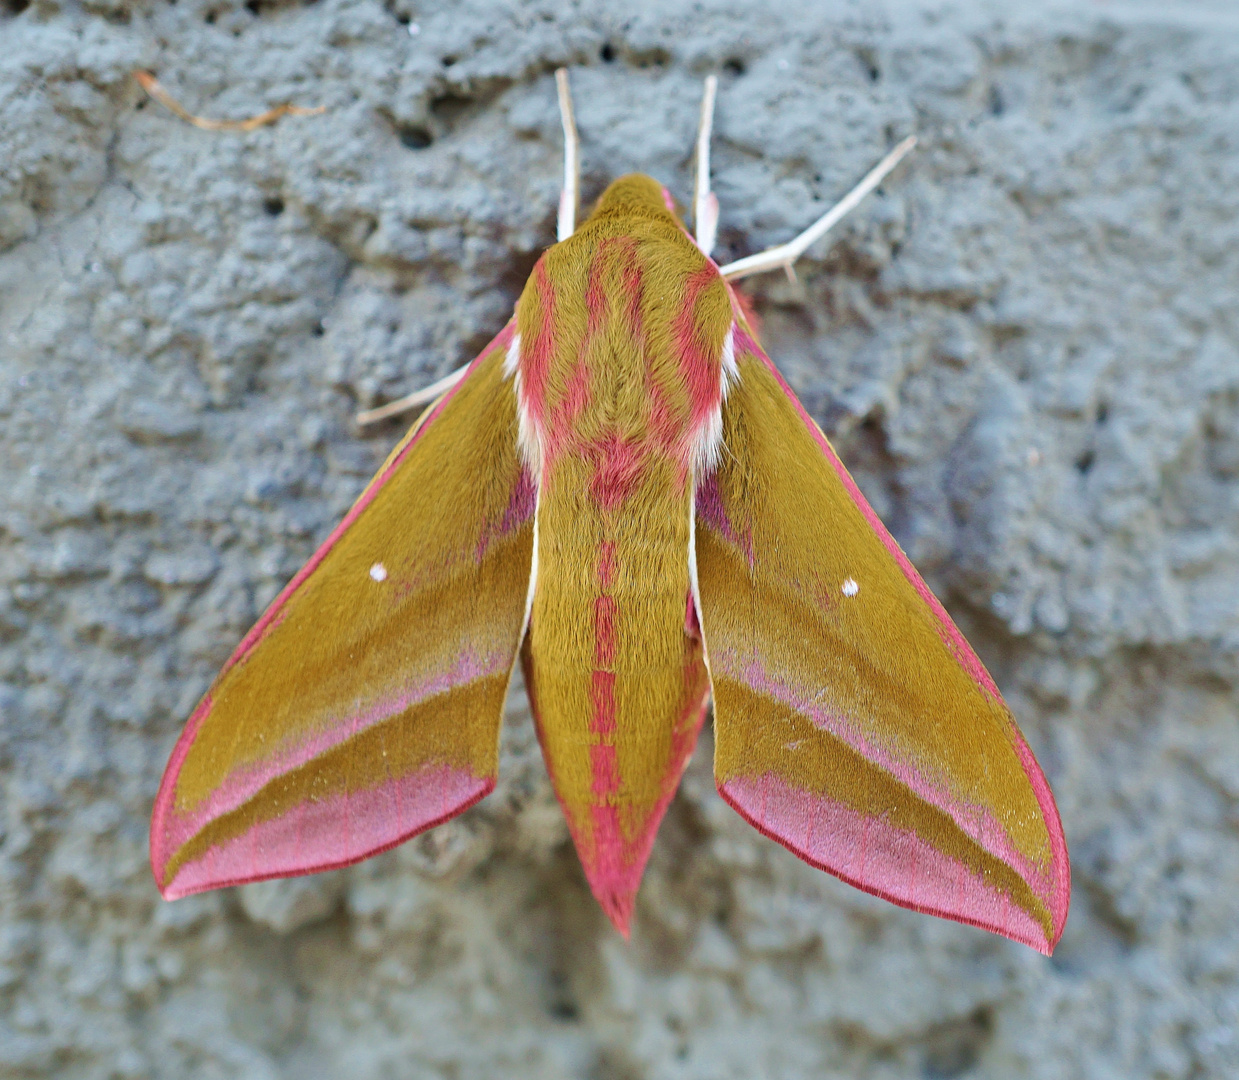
694,470,753,566
714,645,1058,914
720,772,1052,953
155,646,509,865
475,465,537,562
162,764,492,899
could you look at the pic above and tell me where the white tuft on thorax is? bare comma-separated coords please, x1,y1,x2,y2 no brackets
689,323,737,479
504,332,543,476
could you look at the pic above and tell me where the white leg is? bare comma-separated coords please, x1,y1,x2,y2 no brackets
694,75,719,257
718,135,917,281
555,68,579,242
354,363,470,427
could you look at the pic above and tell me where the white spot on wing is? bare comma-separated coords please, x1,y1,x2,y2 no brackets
841,578,859,597
370,563,388,582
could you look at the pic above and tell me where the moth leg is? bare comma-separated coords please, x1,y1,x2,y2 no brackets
718,135,917,282
555,68,580,242
693,74,720,257
355,363,470,427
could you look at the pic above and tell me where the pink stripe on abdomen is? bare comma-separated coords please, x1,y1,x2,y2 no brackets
590,671,616,735
590,744,620,796
587,537,626,918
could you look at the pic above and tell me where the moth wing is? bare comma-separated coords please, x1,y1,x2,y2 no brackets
151,329,535,899
695,330,1069,953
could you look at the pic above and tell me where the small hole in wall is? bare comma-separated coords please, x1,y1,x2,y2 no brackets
430,93,472,125
262,197,285,217
245,0,260,13
723,57,746,76
545,970,580,1022
923,1008,993,1079
398,125,433,150
1095,401,1109,424
312,321,325,337
1075,449,1095,474
600,42,616,63
204,9,216,23
441,54,458,68
548,999,579,1021
855,47,880,83
632,47,671,69
4,0,31,15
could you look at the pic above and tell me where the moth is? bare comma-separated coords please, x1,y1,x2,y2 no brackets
151,71,1069,953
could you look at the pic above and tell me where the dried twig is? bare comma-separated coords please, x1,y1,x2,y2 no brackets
134,70,326,132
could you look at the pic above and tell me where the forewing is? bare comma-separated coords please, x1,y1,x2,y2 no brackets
152,327,534,899
695,329,1069,953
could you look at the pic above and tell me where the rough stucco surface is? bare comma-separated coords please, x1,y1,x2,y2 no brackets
2,0,1238,1076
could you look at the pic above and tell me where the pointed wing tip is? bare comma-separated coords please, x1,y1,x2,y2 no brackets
1007,906,1065,956
149,849,216,901
156,878,189,902
150,853,194,902
1041,900,1070,957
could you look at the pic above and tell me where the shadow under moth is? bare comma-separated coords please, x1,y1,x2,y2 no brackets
151,71,1070,953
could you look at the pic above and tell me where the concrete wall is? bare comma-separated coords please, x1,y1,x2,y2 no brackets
2,1,1237,1076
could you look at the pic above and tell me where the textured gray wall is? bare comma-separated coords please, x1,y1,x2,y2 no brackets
2,0,1238,1077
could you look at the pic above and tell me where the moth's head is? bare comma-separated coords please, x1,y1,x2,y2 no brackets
585,174,682,228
